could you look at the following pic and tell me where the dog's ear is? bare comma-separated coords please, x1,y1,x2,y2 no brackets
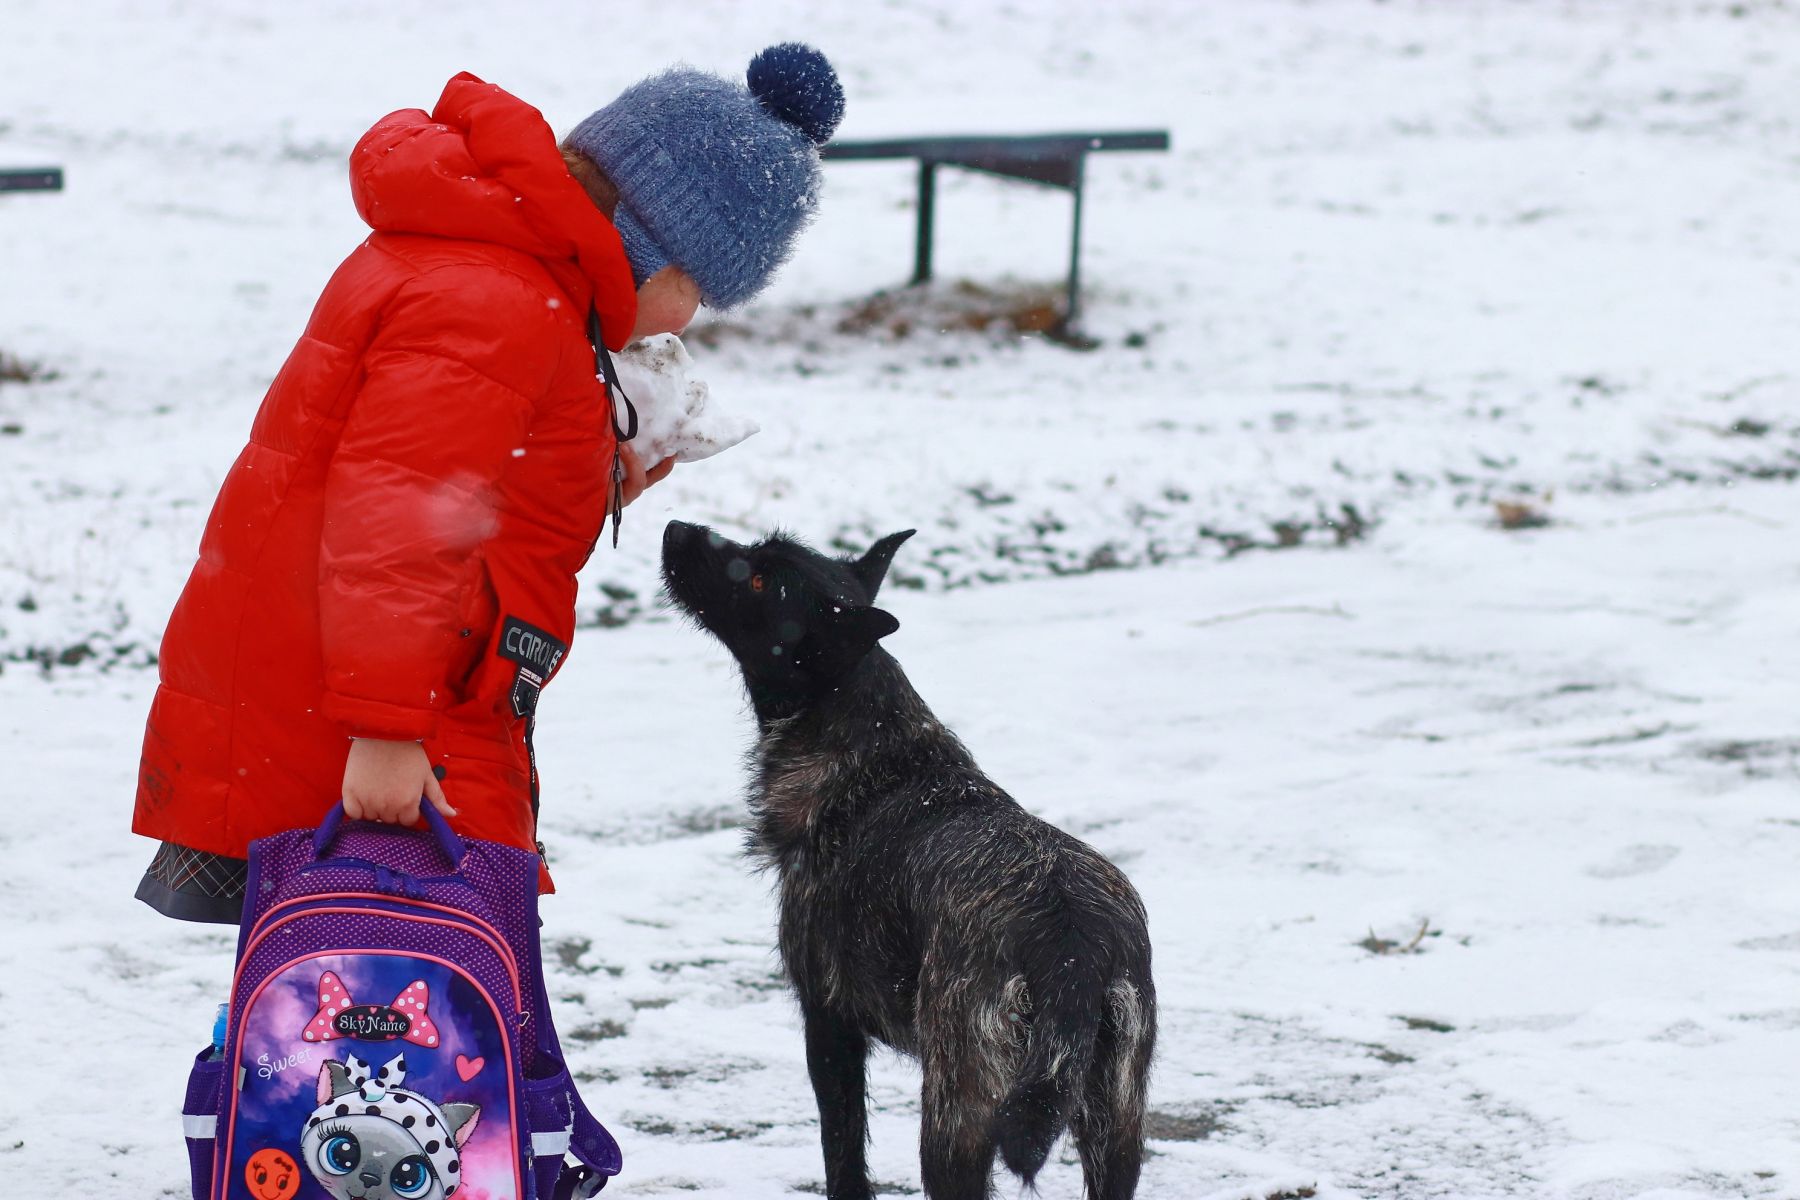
839,604,899,645
803,604,900,677
852,529,916,599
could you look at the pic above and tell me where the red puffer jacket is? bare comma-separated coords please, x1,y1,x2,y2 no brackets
133,74,637,879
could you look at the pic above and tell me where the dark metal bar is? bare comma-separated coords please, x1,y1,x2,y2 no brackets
943,153,1081,191
913,160,936,285
822,131,1169,162
0,167,64,194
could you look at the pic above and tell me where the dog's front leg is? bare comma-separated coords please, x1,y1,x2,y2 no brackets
803,1001,874,1200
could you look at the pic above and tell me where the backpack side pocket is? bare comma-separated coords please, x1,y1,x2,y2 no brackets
525,1062,575,1199
183,1047,225,1200
524,1052,619,1197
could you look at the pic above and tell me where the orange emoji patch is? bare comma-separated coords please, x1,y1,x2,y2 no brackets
245,1148,300,1200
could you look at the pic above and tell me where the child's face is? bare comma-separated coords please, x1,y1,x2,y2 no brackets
632,266,702,339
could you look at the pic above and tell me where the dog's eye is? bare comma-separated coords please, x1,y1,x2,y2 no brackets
750,575,766,593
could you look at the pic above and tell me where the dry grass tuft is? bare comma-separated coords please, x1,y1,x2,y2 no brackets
1494,494,1553,530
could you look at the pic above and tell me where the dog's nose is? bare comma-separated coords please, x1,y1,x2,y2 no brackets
663,520,699,554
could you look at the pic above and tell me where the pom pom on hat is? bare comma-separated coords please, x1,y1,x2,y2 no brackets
747,43,845,146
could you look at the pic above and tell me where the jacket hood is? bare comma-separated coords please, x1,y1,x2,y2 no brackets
350,72,637,349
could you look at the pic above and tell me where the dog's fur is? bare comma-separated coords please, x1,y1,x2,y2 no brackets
661,521,1156,1200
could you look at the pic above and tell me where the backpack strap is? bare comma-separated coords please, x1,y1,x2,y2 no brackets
311,799,467,866
527,946,622,1195
553,1163,606,1200
564,1083,622,1186
526,1052,621,1196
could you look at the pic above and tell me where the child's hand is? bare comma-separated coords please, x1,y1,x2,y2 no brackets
342,738,458,826
618,442,675,508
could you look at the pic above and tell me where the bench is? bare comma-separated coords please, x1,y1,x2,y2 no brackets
821,131,1169,338
0,167,64,194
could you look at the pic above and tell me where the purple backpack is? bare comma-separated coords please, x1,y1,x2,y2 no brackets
181,803,621,1200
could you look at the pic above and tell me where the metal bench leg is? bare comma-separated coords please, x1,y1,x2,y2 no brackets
1064,154,1087,328
912,160,937,285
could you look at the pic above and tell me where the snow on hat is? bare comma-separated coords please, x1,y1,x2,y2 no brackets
564,43,845,310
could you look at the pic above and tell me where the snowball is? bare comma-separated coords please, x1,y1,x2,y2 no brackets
609,335,758,465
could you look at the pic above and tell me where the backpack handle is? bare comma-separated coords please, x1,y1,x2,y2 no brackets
312,799,468,866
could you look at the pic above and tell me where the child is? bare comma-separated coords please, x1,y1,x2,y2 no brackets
132,45,847,921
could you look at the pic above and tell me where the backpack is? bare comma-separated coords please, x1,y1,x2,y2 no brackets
180,803,621,1200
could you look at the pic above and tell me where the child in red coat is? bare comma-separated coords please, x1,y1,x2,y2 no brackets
134,45,846,922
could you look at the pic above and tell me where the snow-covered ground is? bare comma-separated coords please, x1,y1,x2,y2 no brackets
8,491,1800,1198
2,1,1798,1197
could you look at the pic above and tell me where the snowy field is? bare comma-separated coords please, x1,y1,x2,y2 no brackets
3,1,1799,1197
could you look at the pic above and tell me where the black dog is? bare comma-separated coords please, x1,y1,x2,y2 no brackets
661,521,1156,1200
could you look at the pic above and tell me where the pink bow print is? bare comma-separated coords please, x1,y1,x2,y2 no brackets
301,971,441,1048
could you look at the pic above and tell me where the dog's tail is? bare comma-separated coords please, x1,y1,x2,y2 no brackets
992,928,1155,1186
991,947,1101,1183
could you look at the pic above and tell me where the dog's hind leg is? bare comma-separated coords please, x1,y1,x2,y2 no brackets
917,983,1010,1200
1069,980,1155,1200
802,1001,874,1200
918,1068,1000,1200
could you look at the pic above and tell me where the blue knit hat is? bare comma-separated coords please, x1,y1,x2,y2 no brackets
565,43,846,311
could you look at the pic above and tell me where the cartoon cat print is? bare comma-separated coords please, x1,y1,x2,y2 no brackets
299,1053,479,1200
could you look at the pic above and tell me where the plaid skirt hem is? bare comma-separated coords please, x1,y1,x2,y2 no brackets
135,840,247,926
